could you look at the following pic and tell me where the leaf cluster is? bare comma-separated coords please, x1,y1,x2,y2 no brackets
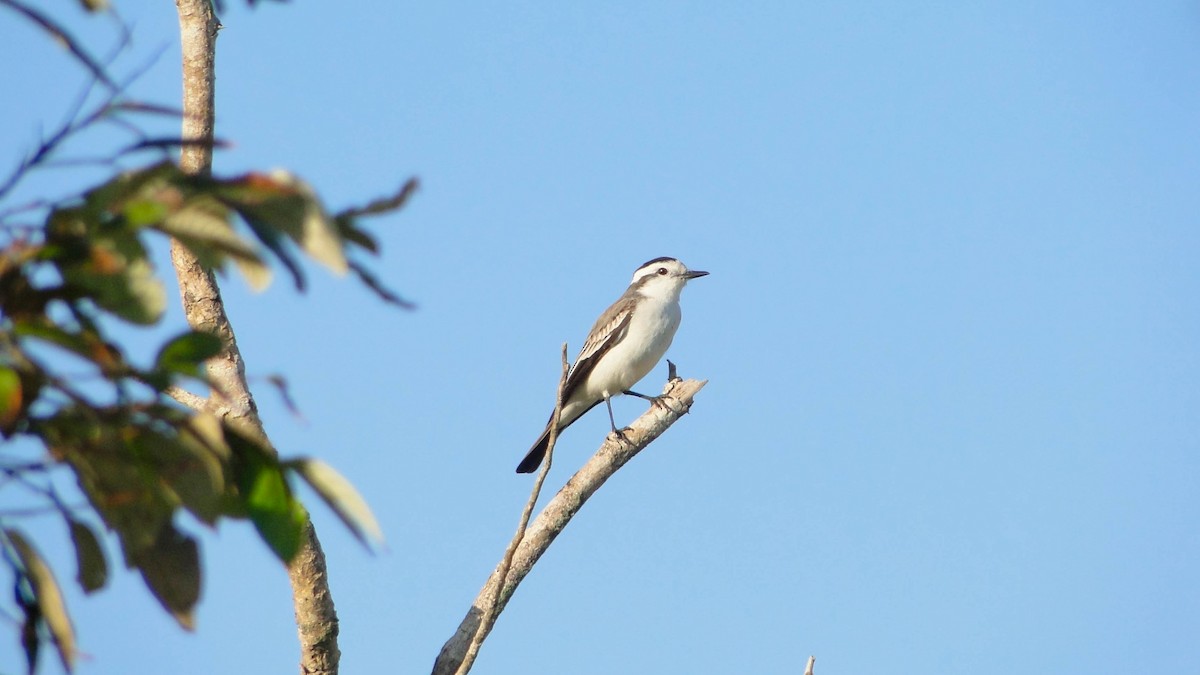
0,157,406,672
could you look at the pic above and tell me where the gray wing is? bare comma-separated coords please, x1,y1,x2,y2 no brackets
559,297,635,405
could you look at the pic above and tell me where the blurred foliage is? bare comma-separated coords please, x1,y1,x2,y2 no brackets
1,1,407,671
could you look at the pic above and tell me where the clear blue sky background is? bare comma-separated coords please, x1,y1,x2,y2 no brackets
2,2,1198,674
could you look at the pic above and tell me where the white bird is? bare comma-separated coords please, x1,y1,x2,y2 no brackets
516,257,708,473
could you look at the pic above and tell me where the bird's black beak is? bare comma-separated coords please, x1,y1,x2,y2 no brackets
685,270,709,279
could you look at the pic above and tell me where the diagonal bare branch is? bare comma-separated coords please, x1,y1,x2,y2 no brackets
452,344,571,675
431,375,708,675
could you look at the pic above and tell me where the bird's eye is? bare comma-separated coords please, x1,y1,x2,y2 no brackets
657,268,668,275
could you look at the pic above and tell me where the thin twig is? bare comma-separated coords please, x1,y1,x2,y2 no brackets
0,58,123,201
0,462,52,474
0,8,165,204
347,259,416,309
453,344,571,675
164,385,208,411
113,41,170,92
40,156,122,171
0,199,52,222
334,178,420,220
0,0,119,91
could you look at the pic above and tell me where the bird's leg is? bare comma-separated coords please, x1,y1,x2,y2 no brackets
604,395,630,442
622,360,680,411
624,389,671,410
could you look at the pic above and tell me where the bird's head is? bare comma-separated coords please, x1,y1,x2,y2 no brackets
629,257,708,301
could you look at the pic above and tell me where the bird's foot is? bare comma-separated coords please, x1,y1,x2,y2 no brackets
647,395,672,411
608,427,632,444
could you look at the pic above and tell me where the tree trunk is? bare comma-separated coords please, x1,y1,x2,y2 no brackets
173,2,340,673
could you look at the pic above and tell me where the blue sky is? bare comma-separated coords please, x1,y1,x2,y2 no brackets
2,2,1199,673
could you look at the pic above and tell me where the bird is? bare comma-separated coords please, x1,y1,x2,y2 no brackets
516,257,708,473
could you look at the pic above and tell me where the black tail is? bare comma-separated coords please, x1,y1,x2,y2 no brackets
514,400,599,473
515,425,552,473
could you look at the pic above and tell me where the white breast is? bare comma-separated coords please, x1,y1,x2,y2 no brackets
585,297,681,399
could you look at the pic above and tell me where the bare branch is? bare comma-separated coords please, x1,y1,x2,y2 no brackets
287,521,340,675
262,374,306,422
431,375,708,675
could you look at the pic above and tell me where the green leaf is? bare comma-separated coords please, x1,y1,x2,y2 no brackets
40,405,224,629
155,330,223,378
181,411,232,464
5,529,76,672
121,198,168,227
289,458,384,549
246,466,307,561
231,436,307,562
0,365,22,434
132,523,199,630
156,194,275,290
156,193,236,260
220,171,348,283
78,0,110,14
278,173,347,274
80,160,181,223
108,421,223,525
13,318,124,371
230,253,274,292
48,207,166,325
44,408,175,561
66,519,108,594
79,242,165,325
238,207,307,290
333,216,379,254
19,596,38,675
